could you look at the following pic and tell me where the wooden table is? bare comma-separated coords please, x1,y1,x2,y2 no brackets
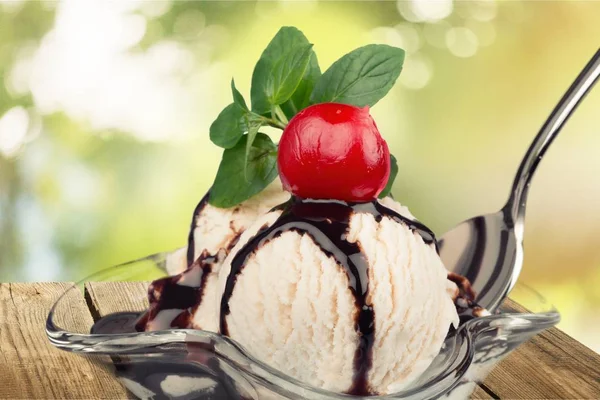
1,282,599,399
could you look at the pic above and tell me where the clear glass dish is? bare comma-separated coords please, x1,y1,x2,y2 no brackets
46,251,560,399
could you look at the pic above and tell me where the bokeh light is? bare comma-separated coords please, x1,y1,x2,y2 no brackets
0,106,29,157
397,0,454,23
445,27,479,58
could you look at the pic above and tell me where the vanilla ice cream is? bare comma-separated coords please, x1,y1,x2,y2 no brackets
215,197,459,395
165,182,290,276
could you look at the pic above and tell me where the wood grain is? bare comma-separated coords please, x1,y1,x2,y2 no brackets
0,283,128,399
3,283,599,399
84,281,149,318
481,298,600,399
80,285,600,399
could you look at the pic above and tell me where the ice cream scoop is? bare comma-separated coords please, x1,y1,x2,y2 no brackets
215,197,459,395
165,182,290,276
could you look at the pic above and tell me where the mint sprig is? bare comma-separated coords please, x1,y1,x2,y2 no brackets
208,27,405,208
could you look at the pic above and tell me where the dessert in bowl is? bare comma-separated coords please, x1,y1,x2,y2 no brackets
46,255,558,399
46,27,560,399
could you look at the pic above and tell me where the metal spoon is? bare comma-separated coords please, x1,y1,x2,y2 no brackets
438,49,600,312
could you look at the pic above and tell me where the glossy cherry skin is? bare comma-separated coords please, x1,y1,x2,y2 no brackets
278,103,390,202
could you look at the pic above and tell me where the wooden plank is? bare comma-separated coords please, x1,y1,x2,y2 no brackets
84,281,149,318
0,283,129,399
480,298,600,399
83,284,600,399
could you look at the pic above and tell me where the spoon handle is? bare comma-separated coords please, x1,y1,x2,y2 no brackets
507,48,600,223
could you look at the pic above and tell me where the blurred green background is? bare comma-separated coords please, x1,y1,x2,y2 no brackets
1,1,598,352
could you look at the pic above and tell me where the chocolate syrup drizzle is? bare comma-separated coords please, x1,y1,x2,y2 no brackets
219,197,437,396
134,251,217,332
447,272,486,324
186,193,210,266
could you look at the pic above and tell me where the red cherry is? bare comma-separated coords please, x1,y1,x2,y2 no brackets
277,103,390,202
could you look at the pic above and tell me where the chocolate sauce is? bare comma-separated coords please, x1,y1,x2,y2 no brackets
448,272,486,323
134,251,217,332
91,312,141,334
220,197,437,396
187,192,210,266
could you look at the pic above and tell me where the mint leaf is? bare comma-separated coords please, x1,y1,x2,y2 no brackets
209,103,247,149
310,44,405,108
251,27,315,115
267,44,313,106
379,154,398,198
245,117,263,172
231,78,248,110
209,133,278,208
281,53,321,118
250,59,271,115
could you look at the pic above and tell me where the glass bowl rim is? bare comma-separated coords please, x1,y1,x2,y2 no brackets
46,251,561,399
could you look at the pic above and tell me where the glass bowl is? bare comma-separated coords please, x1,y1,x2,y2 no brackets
46,250,560,399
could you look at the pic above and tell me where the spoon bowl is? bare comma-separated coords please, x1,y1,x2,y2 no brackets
440,49,600,311
439,207,521,312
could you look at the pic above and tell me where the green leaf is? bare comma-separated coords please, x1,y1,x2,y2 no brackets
250,59,271,115
379,154,398,198
231,78,248,110
245,117,263,172
209,103,247,149
251,27,315,115
267,44,313,106
310,44,405,108
280,52,321,119
209,133,279,208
